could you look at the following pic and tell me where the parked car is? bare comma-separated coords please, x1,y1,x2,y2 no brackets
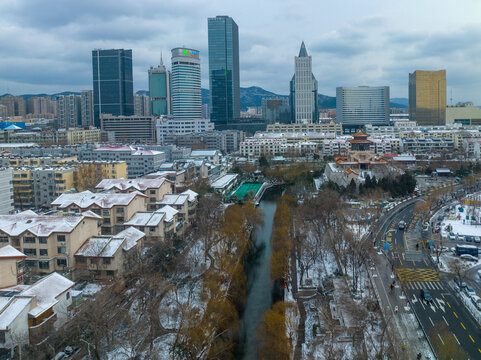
456,234,465,242
465,236,473,242
455,278,467,289
460,254,478,262
471,295,481,310
474,236,481,243
465,285,476,297
398,220,406,230
420,289,432,302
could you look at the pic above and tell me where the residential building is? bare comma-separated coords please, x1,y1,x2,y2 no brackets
289,42,318,123
79,145,166,178
446,103,481,125
0,211,101,274
155,115,214,144
56,94,81,129
163,130,243,153
0,168,14,215
57,127,101,145
134,93,151,116
157,190,197,225
399,137,454,153
101,114,155,143
189,149,221,164
0,96,26,117
51,190,147,235
266,121,342,135
80,90,94,127
171,48,202,120
336,86,390,131
74,226,145,280
149,60,171,116
208,15,240,126
262,97,291,125
0,104,7,119
12,167,75,210
125,205,179,241
409,70,447,125
27,97,56,116
240,138,287,157
0,245,26,288
211,174,239,195
95,177,173,211
92,49,134,126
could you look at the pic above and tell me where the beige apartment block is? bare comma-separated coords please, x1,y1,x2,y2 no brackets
0,245,26,288
51,190,147,235
124,205,180,242
266,121,342,135
446,104,481,125
74,226,145,280
95,177,173,211
0,211,101,274
409,70,446,125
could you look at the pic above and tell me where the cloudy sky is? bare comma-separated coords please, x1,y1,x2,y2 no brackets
1,0,481,103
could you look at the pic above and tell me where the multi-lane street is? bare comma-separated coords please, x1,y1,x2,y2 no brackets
386,204,481,359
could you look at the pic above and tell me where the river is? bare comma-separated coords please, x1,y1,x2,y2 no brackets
237,191,278,359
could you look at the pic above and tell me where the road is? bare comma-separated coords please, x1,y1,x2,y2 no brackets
386,203,481,359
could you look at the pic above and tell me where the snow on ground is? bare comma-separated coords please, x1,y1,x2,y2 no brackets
81,283,104,296
439,203,481,238
435,252,481,273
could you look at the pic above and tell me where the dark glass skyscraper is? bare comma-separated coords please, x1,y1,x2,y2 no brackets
208,16,240,126
92,49,134,127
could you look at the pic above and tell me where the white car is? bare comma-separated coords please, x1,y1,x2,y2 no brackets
471,295,481,310
465,285,476,297
460,254,478,262
449,232,456,241
457,234,465,242
474,236,481,243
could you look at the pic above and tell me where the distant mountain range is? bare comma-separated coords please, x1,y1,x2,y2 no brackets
1,87,408,109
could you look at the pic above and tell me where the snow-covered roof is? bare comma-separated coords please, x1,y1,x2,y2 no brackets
96,177,169,191
75,227,145,257
0,211,92,237
52,190,146,209
21,272,74,318
119,227,145,251
157,205,178,222
0,245,26,259
124,211,165,227
190,150,219,157
211,174,238,189
0,297,33,330
158,194,188,206
94,145,136,152
132,150,163,156
181,189,198,202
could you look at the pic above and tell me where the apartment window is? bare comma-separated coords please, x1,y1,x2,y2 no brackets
116,217,124,223
40,249,48,256
106,270,115,277
0,331,5,344
39,237,47,244
57,258,67,267
103,258,111,265
66,292,70,300
116,207,124,214
150,197,156,203
57,247,66,254
25,260,37,268
0,237,8,243
39,260,50,269
149,190,156,195
102,209,110,216
57,234,66,242
24,248,37,256
76,257,86,263
23,237,36,244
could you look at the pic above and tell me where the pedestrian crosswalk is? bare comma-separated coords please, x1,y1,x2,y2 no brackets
396,267,440,282
403,281,444,290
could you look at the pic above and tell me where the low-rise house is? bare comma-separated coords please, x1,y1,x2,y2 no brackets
157,190,198,225
0,211,101,274
0,245,26,288
74,227,145,280
189,150,221,165
51,190,147,235
95,177,173,211
211,174,239,195
124,205,181,242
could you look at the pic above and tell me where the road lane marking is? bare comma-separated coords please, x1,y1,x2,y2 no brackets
438,333,445,345
441,294,445,299
452,333,460,345
461,322,466,330
469,334,475,343
443,316,448,326
424,259,428,266
447,301,451,308
478,348,481,354
429,317,434,326
454,311,458,318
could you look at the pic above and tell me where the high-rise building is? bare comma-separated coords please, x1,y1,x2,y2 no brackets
409,70,447,125
92,49,134,127
208,15,240,126
262,97,291,124
80,90,94,127
56,95,81,129
27,96,56,116
149,58,171,116
0,96,26,117
171,48,202,120
134,93,151,116
336,86,390,132
289,42,318,123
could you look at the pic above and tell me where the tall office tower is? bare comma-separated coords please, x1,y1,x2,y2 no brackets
171,48,202,120
208,15,240,126
56,95,81,129
409,70,446,125
0,96,26,117
80,90,94,127
289,42,318,123
92,49,134,127
336,86,390,132
149,58,171,116
134,94,151,116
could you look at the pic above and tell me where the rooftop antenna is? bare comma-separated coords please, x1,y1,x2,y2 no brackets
160,51,163,66
450,88,453,106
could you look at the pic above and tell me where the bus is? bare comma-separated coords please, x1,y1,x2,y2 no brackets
455,244,479,257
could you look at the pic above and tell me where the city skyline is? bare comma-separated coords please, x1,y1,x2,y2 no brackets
0,0,481,104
